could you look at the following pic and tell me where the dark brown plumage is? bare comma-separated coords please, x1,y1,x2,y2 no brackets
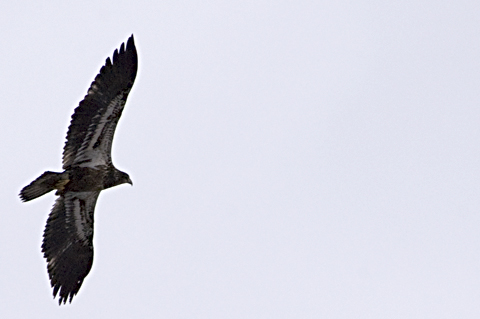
19,35,137,304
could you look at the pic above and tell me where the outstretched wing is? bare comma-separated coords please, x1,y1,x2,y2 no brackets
42,191,100,304
62,35,138,169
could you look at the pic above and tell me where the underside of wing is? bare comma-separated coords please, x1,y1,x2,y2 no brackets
62,35,138,169
42,191,100,304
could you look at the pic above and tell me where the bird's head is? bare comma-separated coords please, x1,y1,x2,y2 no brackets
120,171,133,186
109,169,133,188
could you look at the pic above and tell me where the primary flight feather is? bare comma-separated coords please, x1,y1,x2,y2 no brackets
20,35,138,305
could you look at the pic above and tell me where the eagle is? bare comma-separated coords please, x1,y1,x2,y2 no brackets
19,35,138,305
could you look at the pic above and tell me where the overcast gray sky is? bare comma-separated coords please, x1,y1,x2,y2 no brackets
2,0,480,318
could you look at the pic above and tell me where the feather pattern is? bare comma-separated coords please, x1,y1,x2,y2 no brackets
42,191,100,304
63,36,137,169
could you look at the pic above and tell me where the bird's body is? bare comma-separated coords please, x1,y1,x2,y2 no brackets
19,35,137,304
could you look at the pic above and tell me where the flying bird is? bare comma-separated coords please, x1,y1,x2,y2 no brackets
19,35,138,304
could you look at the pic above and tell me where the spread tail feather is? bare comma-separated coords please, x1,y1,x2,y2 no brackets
19,171,66,202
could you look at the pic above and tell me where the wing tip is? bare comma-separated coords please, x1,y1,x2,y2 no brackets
127,34,135,48
111,34,137,65
53,285,77,305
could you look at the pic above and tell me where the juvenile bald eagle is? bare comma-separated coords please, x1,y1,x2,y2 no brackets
19,35,138,305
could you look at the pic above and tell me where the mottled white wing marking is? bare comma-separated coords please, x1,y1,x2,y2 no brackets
72,93,126,167
64,191,100,244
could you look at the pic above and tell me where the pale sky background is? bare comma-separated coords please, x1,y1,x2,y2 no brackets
2,1,480,318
